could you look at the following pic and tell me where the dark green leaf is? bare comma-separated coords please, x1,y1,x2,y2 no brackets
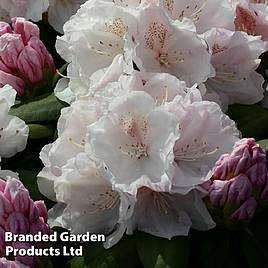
136,232,189,268
10,93,67,123
257,139,268,151
68,257,85,268
227,104,268,140
84,235,140,268
28,124,55,139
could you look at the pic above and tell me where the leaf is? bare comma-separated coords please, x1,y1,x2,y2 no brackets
69,257,85,268
241,228,268,268
135,232,189,268
84,235,140,268
227,104,268,140
257,139,268,151
10,93,67,123
52,63,68,87
28,124,55,139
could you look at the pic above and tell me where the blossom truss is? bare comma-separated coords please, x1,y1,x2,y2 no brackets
0,85,28,158
55,0,216,102
203,27,267,108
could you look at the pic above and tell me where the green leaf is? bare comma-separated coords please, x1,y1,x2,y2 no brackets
28,124,55,139
136,232,189,268
10,93,67,123
257,139,268,151
84,235,140,268
241,228,268,268
69,257,85,268
227,104,268,140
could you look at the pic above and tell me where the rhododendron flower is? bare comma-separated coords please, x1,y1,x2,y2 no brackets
47,0,87,33
0,0,49,22
48,153,133,248
133,5,214,86
204,138,268,222
0,85,28,158
56,0,137,93
203,28,266,108
86,90,180,194
168,88,239,194
0,18,55,97
0,172,49,267
38,100,101,200
235,1,268,41
126,187,215,239
160,0,235,33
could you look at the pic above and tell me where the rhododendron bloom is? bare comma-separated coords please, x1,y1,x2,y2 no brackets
0,18,55,97
48,153,133,248
38,100,101,201
0,258,29,268
133,5,214,86
87,91,180,194
160,0,235,33
0,172,49,267
0,85,28,158
204,28,266,107
47,0,87,33
0,0,49,22
56,0,137,92
235,1,268,41
126,187,215,239
168,89,239,194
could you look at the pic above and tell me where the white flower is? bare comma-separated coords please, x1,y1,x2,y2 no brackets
168,88,239,194
55,0,137,95
47,0,87,33
133,5,214,86
48,152,133,248
204,28,266,107
0,85,28,158
38,100,101,200
86,90,180,195
159,0,235,33
126,187,215,239
0,0,49,22
119,71,193,104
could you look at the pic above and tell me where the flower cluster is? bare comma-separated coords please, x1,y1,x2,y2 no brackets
204,138,268,224
36,0,268,248
0,18,55,97
0,172,50,268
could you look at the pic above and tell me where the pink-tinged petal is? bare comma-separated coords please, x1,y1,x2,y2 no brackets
13,242,39,267
0,22,12,36
0,33,24,69
5,212,29,234
0,193,14,224
231,197,258,221
17,45,44,83
246,162,268,188
209,180,230,207
12,17,40,44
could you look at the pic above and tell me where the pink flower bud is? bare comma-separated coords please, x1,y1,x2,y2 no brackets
0,177,50,267
231,197,258,221
204,138,268,223
0,258,29,268
0,17,55,97
0,22,12,36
